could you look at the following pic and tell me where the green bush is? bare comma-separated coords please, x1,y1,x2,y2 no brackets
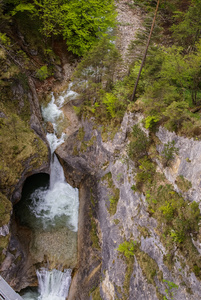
176,175,192,192
145,115,160,130
128,124,149,164
135,157,156,189
36,65,49,81
161,140,179,167
117,240,137,258
159,201,175,221
102,93,117,119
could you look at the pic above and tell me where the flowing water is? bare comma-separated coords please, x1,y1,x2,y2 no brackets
21,269,72,300
19,84,79,299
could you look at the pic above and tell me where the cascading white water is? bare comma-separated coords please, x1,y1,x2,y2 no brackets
21,269,72,300
21,84,79,300
29,84,79,232
37,268,72,300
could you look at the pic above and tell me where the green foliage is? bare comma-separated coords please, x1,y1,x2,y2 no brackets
0,102,48,195
72,37,129,135
149,183,200,245
171,0,201,49
108,188,120,216
176,175,192,192
11,3,35,15
145,115,160,130
128,124,149,164
137,41,201,136
0,33,11,46
7,0,117,56
33,0,63,37
133,150,201,275
163,279,178,299
102,93,117,119
73,37,122,101
159,201,175,221
117,240,137,258
135,157,156,190
161,141,179,167
90,286,102,300
36,65,49,81
163,101,189,131
61,0,117,56
102,172,120,216
90,216,100,250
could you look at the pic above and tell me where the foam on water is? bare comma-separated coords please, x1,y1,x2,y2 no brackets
37,268,72,300
21,269,72,300
57,82,79,108
29,87,79,232
21,84,79,299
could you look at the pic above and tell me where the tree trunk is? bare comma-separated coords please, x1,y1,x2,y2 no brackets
131,0,160,102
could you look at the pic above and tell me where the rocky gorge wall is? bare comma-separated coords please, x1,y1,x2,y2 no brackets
0,76,50,290
56,107,201,299
1,1,201,299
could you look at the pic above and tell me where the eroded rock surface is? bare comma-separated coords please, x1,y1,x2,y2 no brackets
56,109,201,299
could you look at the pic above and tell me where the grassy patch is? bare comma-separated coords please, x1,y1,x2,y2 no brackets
89,187,100,250
176,175,192,192
134,151,201,278
117,240,164,299
90,216,101,250
77,127,85,141
113,219,120,225
108,188,120,216
137,226,150,238
122,255,134,300
90,286,102,300
0,235,10,264
102,172,120,216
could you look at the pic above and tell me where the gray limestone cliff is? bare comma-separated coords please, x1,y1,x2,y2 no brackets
56,106,201,300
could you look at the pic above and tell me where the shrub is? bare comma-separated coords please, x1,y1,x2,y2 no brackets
176,175,192,192
128,124,149,164
36,65,49,81
161,140,178,167
135,157,156,189
102,93,117,119
145,115,160,130
117,240,137,258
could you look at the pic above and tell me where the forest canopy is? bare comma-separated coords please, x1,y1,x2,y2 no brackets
1,0,117,56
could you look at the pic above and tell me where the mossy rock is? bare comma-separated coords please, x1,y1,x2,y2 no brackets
90,286,102,300
0,192,12,227
0,103,48,194
0,235,11,265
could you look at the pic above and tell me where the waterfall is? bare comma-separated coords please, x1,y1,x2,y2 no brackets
21,269,72,300
21,84,79,299
37,268,72,300
29,85,79,232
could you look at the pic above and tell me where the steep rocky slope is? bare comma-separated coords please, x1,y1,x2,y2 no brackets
1,0,201,299
56,106,201,299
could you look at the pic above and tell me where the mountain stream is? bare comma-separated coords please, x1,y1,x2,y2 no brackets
16,85,79,300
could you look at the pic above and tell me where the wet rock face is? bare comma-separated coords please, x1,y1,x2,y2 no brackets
0,78,49,290
57,110,201,300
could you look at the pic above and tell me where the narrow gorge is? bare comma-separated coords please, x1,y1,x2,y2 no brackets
1,0,201,300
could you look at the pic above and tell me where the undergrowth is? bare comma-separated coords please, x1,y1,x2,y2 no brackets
102,172,120,216
131,150,201,278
